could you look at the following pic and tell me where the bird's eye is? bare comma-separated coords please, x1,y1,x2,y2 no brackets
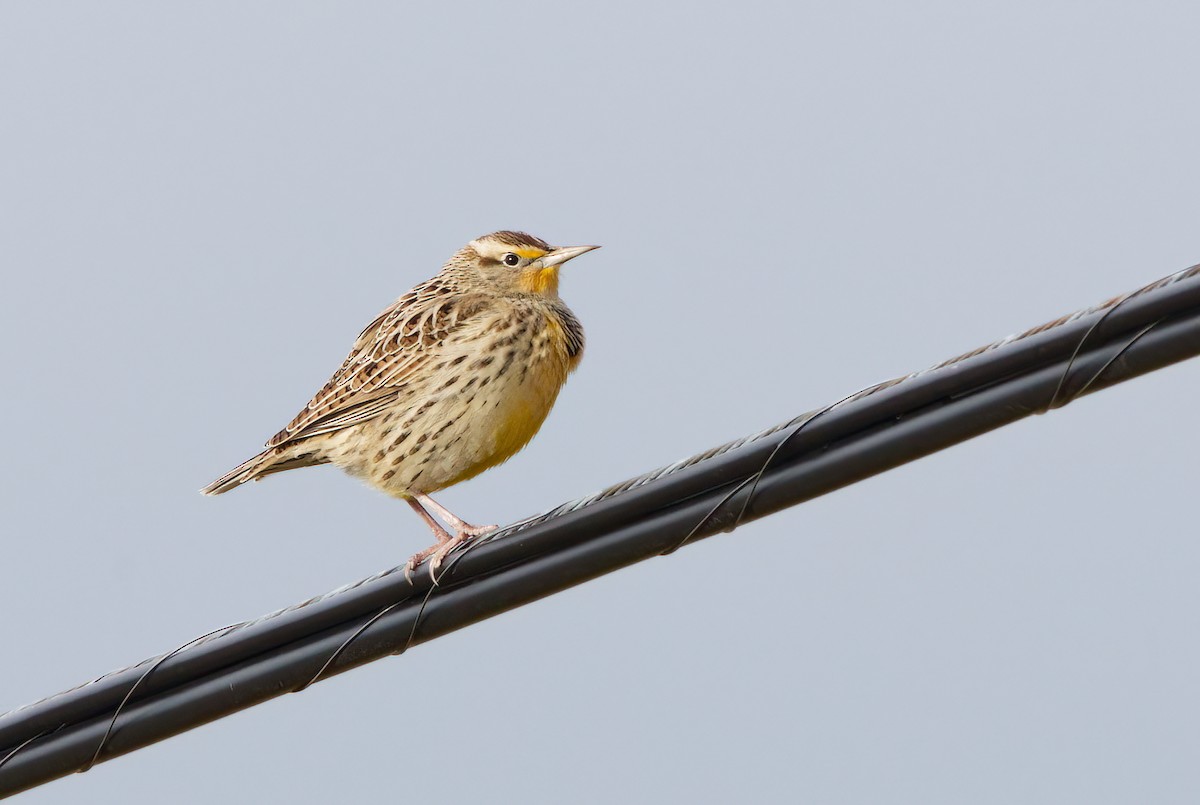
503,253,520,266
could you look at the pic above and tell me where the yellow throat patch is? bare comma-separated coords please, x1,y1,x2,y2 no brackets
512,247,559,295
518,265,560,295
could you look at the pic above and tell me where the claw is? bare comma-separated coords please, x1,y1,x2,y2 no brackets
428,537,462,584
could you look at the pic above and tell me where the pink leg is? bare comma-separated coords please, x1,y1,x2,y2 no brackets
407,494,499,581
415,493,498,538
404,498,453,581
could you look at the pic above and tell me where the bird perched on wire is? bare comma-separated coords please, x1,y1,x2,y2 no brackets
203,231,599,577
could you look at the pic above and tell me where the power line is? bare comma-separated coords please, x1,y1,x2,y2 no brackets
2,264,1199,798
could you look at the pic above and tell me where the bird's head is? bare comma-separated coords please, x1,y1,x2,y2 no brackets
459,231,599,297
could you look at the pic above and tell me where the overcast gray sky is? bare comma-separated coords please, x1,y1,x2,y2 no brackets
2,2,1199,803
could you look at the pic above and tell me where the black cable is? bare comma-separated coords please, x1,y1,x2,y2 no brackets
1,264,1198,799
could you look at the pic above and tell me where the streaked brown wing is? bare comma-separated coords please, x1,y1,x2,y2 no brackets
267,287,489,447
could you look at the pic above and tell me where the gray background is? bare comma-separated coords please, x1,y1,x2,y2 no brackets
2,2,1198,803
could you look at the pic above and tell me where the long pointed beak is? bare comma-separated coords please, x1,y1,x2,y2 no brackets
541,244,600,268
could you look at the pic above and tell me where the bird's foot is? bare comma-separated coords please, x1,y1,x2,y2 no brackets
404,495,499,584
425,524,499,582
403,531,481,585
426,533,469,581
403,542,440,584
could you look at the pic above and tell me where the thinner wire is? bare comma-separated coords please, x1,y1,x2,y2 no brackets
1069,320,1165,401
78,623,243,773
293,603,406,693
297,535,489,691
1045,265,1193,411
0,729,52,772
661,387,876,556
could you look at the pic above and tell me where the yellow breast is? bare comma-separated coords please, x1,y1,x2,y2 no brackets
436,313,575,488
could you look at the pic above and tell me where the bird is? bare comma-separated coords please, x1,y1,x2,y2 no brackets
202,231,599,577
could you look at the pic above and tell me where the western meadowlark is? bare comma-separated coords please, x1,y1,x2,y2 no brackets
203,231,598,577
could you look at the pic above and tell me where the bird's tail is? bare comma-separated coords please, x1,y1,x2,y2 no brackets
201,446,327,495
